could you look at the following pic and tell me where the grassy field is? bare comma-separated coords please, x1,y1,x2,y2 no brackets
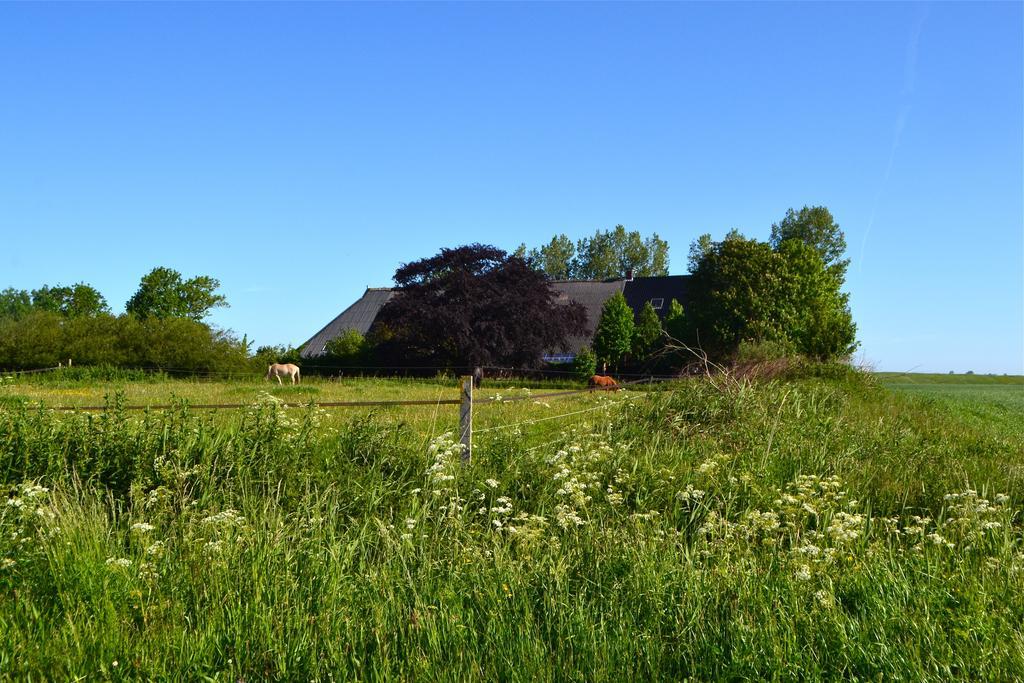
878,371,1024,410
0,371,620,444
1,369,1022,679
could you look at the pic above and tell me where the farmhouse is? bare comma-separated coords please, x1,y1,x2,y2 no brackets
301,275,690,361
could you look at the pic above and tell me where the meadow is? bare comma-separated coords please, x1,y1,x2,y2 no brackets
0,369,1022,680
877,371,1024,412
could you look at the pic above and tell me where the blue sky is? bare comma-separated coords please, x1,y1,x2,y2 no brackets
1,2,1021,374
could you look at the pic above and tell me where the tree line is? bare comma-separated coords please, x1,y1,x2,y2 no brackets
515,225,670,280
318,206,856,376
578,206,856,374
2,207,856,377
0,267,253,373
1,267,227,322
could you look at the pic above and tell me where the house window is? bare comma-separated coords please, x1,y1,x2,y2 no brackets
650,298,664,310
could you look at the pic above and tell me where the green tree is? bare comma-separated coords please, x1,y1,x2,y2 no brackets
687,234,714,272
662,298,687,341
31,283,110,317
686,234,778,355
770,205,849,275
0,288,32,319
773,239,856,359
526,234,576,280
592,292,634,369
125,267,227,321
63,314,127,366
0,310,64,369
631,301,662,360
686,231,856,361
573,347,597,381
572,230,618,279
646,233,670,276
573,225,670,280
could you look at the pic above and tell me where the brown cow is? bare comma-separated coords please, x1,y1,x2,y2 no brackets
588,375,618,390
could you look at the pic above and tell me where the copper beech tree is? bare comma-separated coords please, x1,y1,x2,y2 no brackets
371,244,586,369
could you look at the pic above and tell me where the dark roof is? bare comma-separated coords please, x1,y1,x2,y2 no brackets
301,275,691,358
623,275,691,318
300,288,394,358
549,280,625,353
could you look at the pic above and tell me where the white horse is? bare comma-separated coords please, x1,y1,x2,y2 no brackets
266,363,301,385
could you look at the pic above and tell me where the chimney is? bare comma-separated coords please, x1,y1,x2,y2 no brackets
625,269,634,281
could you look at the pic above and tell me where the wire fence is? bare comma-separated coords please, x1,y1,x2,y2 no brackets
2,361,680,382
43,398,464,412
0,365,65,376
1,365,463,381
25,385,649,413
1,364,673,411
1,366,679,461
474,395,639,435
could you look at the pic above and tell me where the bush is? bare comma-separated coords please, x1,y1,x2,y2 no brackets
324,330,370,369
0,313,251,375
22,366,169,384
0,311,64,369
252,345,303,371
573,347,597,381
734,340,795,364
728,341,864,385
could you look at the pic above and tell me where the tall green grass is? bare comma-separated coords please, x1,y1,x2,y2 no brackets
0,374,1021,680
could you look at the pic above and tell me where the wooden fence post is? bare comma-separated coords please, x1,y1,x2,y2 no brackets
460,375,473,464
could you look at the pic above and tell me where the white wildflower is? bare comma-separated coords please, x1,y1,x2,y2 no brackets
697,459,718,475
23,485,49,499
554,504,586,529
138,561,159,581
35,507,56,521
676,484,706,503
202,509,246,527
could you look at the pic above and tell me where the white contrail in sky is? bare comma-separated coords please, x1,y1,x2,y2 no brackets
859,6,929,273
